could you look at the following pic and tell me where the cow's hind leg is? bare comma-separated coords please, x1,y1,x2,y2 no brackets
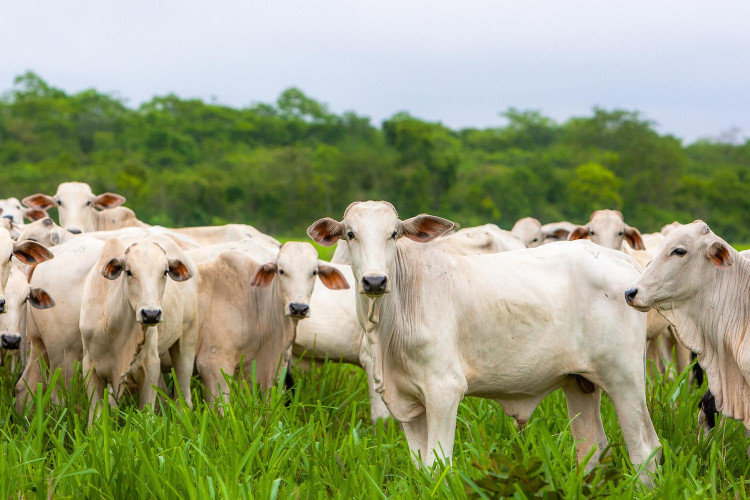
562,377,608,471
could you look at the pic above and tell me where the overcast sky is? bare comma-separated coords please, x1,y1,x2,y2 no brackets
1,1,748,143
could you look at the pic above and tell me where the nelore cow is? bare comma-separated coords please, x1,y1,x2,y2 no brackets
23,182,146,234
193,242,348,404
625,221,750,436
308,201,660,482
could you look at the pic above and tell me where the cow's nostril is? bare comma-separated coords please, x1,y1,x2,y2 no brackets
362,275,387,295
67,228,82,235
289,303,310,317
140,309,162,324
624,288,638,304
0,299,5,313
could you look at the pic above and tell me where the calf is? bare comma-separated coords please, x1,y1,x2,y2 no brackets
80,237,197,424
23,182,146,234
194,242,348,403
309,201,660,481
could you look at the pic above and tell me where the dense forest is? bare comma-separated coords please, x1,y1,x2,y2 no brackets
1,72,749,240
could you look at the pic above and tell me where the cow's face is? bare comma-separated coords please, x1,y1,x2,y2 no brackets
18,218,66,247
308,201,453,298
102,242,192,325
23,182,126,234
0,267,54,350
250,242,348,319
0,198,24,225
0,229,54,314
569,210,645,251
512,217,543,248
625,221,732,312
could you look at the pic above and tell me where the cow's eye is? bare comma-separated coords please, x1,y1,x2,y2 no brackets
670,248,687,256
618,231,623,236
86,201,92,207
532,238,538,242
312,270,318,276
347,230,354,239
279,269,285,275
56,200,62,206
391,231,397,239
125,270,133,276
163,270,169,276
590,231,595,236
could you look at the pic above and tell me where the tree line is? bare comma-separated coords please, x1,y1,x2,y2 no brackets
1,72,749,240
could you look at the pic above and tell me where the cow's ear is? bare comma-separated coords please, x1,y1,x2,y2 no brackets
707,241,733,269
568,225,590,241
22,194,56,211
13,240,54,265
317,263,350,290
401,215,454,243
307,218,342,246
23,208,48,222
93,193,126,210
624,225,646,250
250,262,277,287
167,259,193,282
28,288,55,309
545,227,571,241
102,257,125,280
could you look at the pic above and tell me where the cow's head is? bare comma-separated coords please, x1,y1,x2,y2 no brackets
0,267,54,350
17,218,69,247
101,240,192,325
569,209,645,251
308,201,453,298
0,197,46,225
511,217,543,248
0,228,54,314
24,182,126,234
250,242,348,319
625,221,732,312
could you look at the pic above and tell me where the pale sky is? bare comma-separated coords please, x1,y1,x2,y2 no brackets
1,0,749,143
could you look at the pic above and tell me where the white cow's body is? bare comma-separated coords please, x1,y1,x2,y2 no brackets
309,201,660,481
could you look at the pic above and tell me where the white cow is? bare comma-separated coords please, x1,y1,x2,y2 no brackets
194,242,348,403
0,266,55,368
1,228,53,318
625,221,750,433
23,182,146,234
0,197,46,227
80,237,197,424
308,201,660,481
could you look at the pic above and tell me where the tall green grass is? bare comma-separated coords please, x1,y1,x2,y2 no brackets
1,358,749,498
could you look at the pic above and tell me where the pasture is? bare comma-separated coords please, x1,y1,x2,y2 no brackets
1,306,749,498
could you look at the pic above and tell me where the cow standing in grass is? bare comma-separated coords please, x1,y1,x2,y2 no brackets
309,201,660,482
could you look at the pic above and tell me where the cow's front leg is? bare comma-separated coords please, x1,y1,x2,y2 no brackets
138,340,161,411
423,388,463,467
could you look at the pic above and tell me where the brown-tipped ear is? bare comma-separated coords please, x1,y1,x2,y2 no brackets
250,262,277,287
93,193,126,210
624,225,646,250
547,228,571,240
707,241,733,269
317,263,350,290
168,259,193,282
23,208,48,222
401,214,454,243
307,218,342,246
102,257,125,280
22,194,56,210
28,288,55,309
13,240,54,265
568,225,590,241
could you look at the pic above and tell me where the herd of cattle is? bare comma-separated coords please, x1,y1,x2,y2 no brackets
0,181,748,484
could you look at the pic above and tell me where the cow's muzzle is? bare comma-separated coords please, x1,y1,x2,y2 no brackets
288,302,310,319
2,214,13,221
1,334,21,350
362,275,387,297
66,227,82,235
139,308,163,325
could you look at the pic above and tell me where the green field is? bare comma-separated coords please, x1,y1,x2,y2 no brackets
1,357,748,499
